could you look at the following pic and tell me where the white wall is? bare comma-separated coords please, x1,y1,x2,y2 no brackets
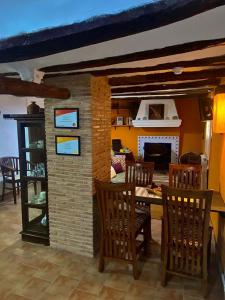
0,95,27,157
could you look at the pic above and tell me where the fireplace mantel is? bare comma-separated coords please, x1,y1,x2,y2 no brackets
133,99,182,128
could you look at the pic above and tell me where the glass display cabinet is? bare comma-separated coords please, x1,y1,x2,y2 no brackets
4,114,49,245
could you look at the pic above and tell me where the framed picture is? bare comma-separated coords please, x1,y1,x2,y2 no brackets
116,116,123,125
55,136,81,156
148,104,164,120
54,108,79,128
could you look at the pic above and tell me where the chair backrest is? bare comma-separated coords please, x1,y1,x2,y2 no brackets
161,185,213,276
95,180,136,260
125,161,154,187
169,163,202,190
0,157,19,177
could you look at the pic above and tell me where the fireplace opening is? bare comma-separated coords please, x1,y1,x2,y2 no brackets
144,142,171,171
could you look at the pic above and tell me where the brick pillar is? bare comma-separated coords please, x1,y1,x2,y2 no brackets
44,74,111,257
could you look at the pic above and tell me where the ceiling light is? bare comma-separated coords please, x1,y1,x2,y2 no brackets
172,67,183,75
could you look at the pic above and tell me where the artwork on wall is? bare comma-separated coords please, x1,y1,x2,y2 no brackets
54,108,79,128
55,136,80,156
148,104,164,120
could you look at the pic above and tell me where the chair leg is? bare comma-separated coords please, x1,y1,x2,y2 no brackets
149,205,152,240
17,182,20,194
133,260,139,280
12,182,17,204
202,277,208,298
161,218,164,261
1,181,5,202
99,257,105,273
98,237,105,273
161,266,167,287
144,219,150,256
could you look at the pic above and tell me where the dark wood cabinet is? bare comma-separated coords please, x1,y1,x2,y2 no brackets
4,114,49,245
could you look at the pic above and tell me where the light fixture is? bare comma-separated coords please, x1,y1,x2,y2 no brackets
172,67,183,75
213,86,225,133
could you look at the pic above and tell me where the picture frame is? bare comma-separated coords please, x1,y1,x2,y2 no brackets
116,116,123,125
55,135,81,156
148,104,164,120
54,108,79,129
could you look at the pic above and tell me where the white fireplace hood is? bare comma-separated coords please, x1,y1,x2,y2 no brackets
132,99,182,128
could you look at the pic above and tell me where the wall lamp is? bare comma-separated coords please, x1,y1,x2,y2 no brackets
213,86,225,133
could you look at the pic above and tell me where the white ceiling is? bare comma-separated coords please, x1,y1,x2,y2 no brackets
0,6,225,77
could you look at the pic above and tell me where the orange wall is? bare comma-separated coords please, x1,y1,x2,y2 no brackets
220,136,225,200
112,98,204,158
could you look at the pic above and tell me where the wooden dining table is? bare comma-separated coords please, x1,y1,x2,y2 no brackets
135,186,225,217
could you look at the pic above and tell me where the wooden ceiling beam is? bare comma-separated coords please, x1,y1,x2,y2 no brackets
0,75,70,99
41,38,225,73
92,56,225,76
109,68,225,86
111,79,218,94
112,93,206,101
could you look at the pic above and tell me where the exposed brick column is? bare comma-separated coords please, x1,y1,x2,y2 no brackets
44,74,111,256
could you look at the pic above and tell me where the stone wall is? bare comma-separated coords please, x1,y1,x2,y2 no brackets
45,74,111,256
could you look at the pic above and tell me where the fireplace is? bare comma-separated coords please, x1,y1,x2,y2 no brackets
144,142,171,170
138,136,179,170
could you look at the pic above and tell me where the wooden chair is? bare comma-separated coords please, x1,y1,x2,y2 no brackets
0,157,36,204
95,180,150,279
125,161,154,240
125,161,154,187
161,185,213,297
169,163,202,190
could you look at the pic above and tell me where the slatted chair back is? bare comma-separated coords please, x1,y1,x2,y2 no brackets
125,161,154,187
95,180,136,261
169,163,202,190
161,185,213,282
0,157,20,175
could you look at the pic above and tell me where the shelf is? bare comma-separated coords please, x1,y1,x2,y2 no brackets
112,125,133,130
25,202,46,209
26,215,48,235
23,176,46,182
21,148,45,152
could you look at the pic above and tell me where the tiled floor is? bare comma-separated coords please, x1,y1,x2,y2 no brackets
0,195,223,300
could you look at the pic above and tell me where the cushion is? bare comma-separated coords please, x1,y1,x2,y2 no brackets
112,162,123,174
112,155,126,171
111,166,117,179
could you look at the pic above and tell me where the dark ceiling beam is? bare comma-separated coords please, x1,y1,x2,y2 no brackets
41,38,225,73
111,79,218,94
43,54,225,78
1,0,224,63
112,93,207,100
0,75,70,99
93,56,225,76
112,88,210,97
109,68,225,86
0,72,19,77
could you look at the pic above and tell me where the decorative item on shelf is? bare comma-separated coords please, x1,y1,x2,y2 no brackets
128,117,133,125
125,117,133,125
36,140,44,149
29,191,46,205
41,215,47,226
116,116,123,125
27,101,40,114
213,87,225,133
29,140,44,149
29,163,45,177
